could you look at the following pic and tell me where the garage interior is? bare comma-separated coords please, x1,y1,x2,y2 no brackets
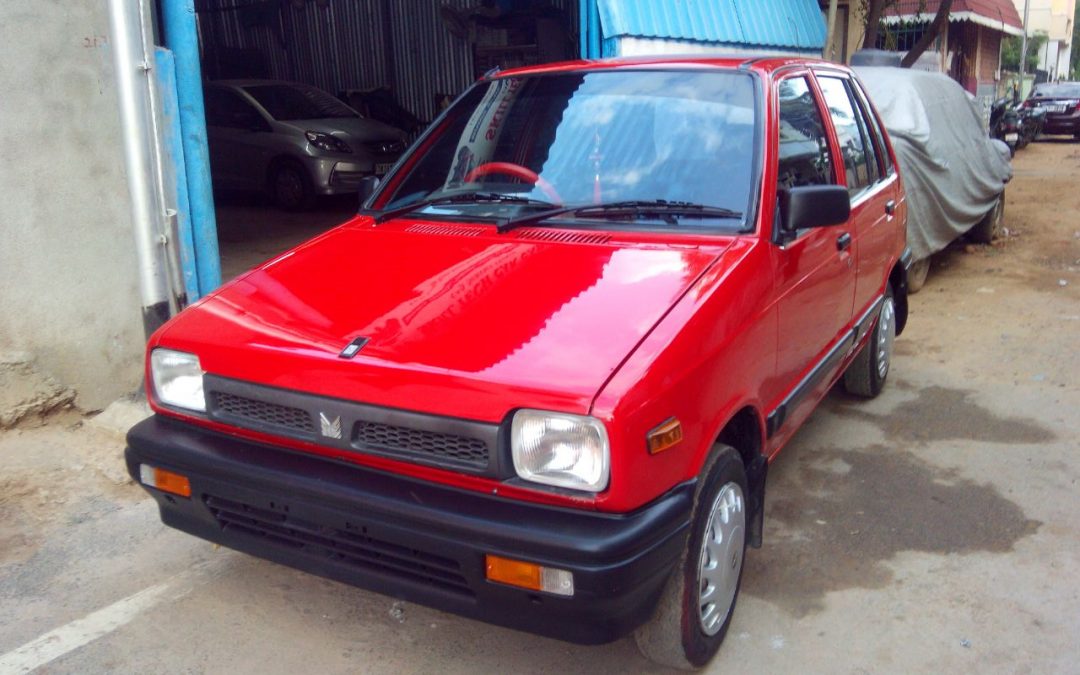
191,0,581,280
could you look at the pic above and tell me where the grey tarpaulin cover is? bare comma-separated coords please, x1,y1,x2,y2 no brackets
855,67,1012,261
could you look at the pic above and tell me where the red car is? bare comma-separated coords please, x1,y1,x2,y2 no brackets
129,56,911,668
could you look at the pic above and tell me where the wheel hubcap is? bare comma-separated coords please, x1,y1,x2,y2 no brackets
697,482,745,636
276,169,303,206
876,298,895,379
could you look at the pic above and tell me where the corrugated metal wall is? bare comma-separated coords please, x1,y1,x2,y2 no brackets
196,0,577,123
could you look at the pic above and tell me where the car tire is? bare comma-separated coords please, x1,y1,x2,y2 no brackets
843,285,896,398
634,445,747,670
907,257,930,294
969,193,1004,244
269,160,313,211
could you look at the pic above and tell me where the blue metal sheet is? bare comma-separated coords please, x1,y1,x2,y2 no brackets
594,0,825,50
732,0,826,50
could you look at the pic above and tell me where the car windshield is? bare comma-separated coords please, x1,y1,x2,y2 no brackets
244,84,358,120
1032,83,1080,99
381,70,758,230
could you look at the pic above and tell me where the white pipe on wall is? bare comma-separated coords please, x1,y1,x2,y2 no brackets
107,0,176,336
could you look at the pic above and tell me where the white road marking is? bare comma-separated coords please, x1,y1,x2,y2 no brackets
0,561,216,674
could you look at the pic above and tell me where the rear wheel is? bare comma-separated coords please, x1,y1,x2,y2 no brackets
635,446,747,670
969,193,1004,244
843,285,896,398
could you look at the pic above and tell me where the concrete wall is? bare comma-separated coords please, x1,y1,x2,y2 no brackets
0,1,144,410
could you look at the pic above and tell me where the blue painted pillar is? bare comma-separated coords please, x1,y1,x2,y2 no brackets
587,0,601,58
579,0,602,58
162,0,220,297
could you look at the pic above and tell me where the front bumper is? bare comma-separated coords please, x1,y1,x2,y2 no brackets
126,415,692,644
305,156,401,195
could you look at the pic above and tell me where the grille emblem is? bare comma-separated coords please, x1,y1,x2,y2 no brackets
319,413,342,439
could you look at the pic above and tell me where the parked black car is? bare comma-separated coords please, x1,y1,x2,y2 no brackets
1026,82,1080,138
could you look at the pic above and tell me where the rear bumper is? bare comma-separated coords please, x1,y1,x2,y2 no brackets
126,415,692,644
1041,112,1080,135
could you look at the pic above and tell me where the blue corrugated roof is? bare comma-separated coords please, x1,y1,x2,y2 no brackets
594,0,827,51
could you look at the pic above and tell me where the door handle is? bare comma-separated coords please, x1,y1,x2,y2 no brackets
836,232,852,252
885,199,896,215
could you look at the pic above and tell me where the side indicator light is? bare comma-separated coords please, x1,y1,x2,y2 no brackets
485,554,574,597
647,417,684,455
139,464,192,498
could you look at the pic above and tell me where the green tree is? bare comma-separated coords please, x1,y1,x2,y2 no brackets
1072,2,1080,78
1001,32,1049,72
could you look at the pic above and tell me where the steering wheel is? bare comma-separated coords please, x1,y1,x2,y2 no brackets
463,161,563,204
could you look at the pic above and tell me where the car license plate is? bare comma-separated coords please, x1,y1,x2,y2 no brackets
375,162,394,175
1045,104,1066,113
1005,132,1019,142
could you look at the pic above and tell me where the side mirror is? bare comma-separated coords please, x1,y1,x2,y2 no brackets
779,185,851,235
357,175,381,211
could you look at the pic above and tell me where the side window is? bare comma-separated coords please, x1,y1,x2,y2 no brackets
817,76,873,195
852,82,894,176
205,89,261,129
851,92,881,185
776,77,834,189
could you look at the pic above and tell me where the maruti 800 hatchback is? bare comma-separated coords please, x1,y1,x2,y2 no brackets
129,56,911,669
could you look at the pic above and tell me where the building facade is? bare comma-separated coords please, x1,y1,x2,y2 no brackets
1012,0,1076,80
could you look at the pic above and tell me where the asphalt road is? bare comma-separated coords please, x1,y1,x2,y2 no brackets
1,142,1077,674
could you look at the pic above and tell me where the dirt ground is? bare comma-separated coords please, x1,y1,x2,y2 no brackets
1,142,1077,674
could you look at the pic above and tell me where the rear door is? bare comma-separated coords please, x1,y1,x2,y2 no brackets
813,73,898,318
204,87,270,191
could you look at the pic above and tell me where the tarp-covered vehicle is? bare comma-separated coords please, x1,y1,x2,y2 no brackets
855,67,1012,291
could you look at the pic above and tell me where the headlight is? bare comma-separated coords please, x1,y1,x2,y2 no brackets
150,349,205,412
511,410,609,492
305,130,352,153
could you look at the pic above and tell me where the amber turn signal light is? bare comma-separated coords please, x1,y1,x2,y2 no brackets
646,417,683,454
138,464,192,498
485,554,574,596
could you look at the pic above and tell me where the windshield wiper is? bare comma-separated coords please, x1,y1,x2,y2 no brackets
374,192,557,224
497,200,744,233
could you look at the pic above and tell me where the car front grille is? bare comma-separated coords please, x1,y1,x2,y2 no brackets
355,421,488,469
205,494,472,597
203,376,502,477
212,392,314,434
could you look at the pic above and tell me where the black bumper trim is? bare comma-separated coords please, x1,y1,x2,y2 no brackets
126,415,692,644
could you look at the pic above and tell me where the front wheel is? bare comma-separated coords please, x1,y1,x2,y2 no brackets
635,446,747,670
843,285,896,398
269,161,313,211
907,257,930,294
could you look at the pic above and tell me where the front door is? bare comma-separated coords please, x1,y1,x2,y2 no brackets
770,73,857,437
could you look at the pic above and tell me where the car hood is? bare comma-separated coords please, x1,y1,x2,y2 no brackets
282,116,406,143
160,220,730,422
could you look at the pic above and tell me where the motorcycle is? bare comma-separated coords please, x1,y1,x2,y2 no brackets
1016,102,1046,149
990,97,1022,155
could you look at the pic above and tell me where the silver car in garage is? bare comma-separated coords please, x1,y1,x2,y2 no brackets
204,79,408,209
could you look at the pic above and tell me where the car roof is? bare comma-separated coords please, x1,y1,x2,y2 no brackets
494,55,849,79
